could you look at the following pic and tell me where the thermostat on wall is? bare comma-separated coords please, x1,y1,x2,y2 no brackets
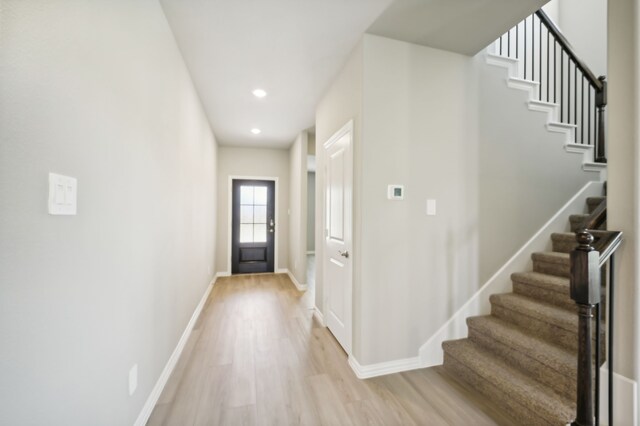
387,185,404,200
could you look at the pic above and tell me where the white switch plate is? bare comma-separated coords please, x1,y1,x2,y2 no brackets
129,364,138,396
426,199,436,216
48,173,77,215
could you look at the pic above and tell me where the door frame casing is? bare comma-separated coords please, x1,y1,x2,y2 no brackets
322,119,354,355
227,175,279,275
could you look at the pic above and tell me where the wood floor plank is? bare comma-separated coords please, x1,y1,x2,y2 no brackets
306,374,354,426
147,272,514,426
225,319,256,408
253,346,289,425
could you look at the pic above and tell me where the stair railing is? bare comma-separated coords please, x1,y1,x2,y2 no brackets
571,199,622,426
494,10,607,162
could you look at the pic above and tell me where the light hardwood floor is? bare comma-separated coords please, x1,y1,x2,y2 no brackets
147,273,515,426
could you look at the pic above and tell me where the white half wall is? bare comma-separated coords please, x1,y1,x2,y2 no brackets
0,1,218,425
216,146,290,274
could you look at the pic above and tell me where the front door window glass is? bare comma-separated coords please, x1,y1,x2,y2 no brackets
239,186,268,243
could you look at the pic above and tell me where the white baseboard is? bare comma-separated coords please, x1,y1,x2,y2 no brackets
216,271,230,278
348,355,426,379
275,268,288,274
134,278,216,426
285,269,308,291
306,251,315,255
599,367,638,426
313,306,325,327
418,181,604,367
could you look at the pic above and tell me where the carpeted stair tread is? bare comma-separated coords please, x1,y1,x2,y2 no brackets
532,252,570,278
551,232,578,253
467,316,576,398
490,293,576,332
532,251,570,265
511,271,573,309
443,339,575,425
511,271,569,296
586,196,606,213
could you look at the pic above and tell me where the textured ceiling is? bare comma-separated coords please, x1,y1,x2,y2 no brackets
160,0,393,148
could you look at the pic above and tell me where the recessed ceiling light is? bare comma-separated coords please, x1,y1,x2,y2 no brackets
251,128,261,135
252,89,267,98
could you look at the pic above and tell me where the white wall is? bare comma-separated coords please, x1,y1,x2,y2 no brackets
476,54,598,282
0,2,218,425
288,132,308,284
216,147,290,274
356,35,480,364
608,0,640,418
315,41,364,316
307,172,316,252
559,0,607,78
544,0,607,77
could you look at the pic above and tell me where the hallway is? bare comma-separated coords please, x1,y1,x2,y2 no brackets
148,274,515,425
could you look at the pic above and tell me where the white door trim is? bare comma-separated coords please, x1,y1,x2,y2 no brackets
227,175,279,275
323,119,354,355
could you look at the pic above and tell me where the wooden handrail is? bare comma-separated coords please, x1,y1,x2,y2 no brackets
579,198,607,231
577,198,621,266
534,10,604,91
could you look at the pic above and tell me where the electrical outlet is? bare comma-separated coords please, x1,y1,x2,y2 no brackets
129,364,138,396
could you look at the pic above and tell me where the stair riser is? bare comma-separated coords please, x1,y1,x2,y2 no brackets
570,216,587,232
443,354,557,426
552,240,577,254
468,327,576,400
570,218,607,232
491,305,578,351
587,198,605,214
512,282,576,311
533,260,570,278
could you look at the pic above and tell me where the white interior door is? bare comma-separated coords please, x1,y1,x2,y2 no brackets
323,121,353,354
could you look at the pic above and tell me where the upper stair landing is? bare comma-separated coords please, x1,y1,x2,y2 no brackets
368,0,548,55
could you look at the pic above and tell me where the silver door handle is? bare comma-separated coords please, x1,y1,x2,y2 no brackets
339,250,349,258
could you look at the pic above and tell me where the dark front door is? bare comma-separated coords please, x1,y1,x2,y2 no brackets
231,179,275,274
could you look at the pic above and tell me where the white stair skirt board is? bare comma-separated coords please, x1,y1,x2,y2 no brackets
285,269,307,291
418,181,604,367
134,277,216,426
484,50,606,181
598,367,639,426
348,355,425,379
313,306,325,327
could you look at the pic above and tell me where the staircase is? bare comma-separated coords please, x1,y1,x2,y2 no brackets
442,195,606,425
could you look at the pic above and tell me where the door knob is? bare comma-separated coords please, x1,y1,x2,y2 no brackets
339,250,349,258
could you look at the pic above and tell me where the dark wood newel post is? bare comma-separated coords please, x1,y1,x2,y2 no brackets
571,230,601,426
596,76,607,163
